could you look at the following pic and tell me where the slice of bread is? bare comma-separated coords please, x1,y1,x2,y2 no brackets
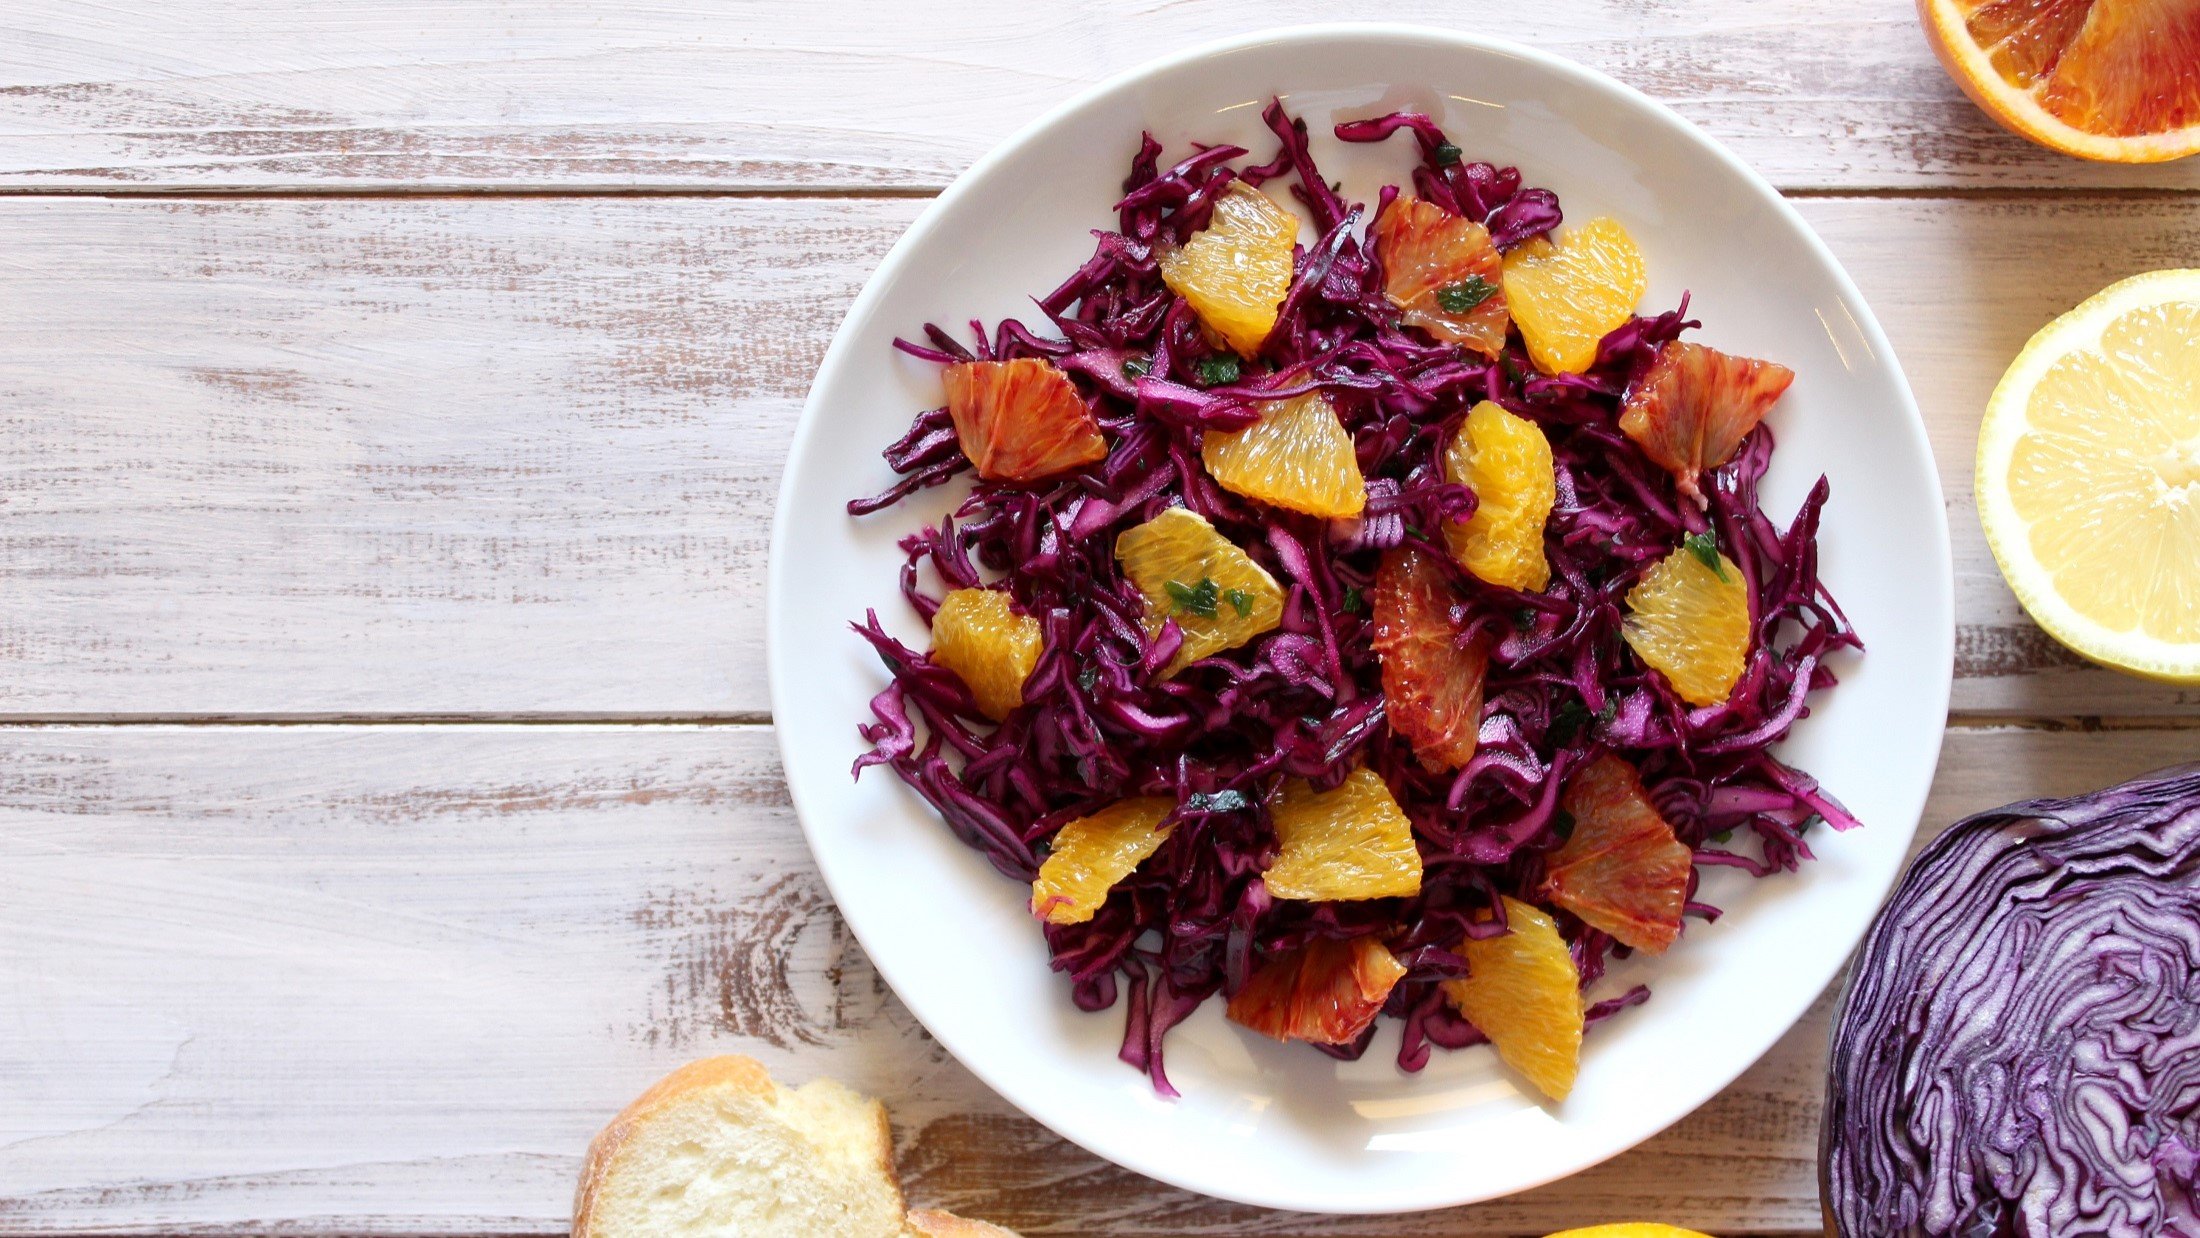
574,1055,910,1238
906,1208,1023,1237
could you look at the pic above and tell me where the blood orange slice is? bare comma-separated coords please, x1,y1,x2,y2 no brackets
1371,197,1510,357
1920,0,2200,162
941,357,1109,483
1226,935,1408,1045
1618,341,1793,506
1371,547,1489,771
1541,754,1692,954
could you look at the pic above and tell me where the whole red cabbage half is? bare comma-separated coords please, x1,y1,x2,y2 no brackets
1823,764,2200,1238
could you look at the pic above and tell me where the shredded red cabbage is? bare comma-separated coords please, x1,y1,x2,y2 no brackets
849,101,1861,1096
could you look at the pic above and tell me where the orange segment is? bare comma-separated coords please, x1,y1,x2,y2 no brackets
1501,217,1647,375
1114,507,1285,677
1920,0,2200,162
1030,797,1174,924
941,358,1109,483
1159,183,1299,356
1444,400,1556,592
1371,547,1489,771
1372,197,1510,357
1263,768,1423,901
1542,754,1692,954
1201,391,1367,519
1623,538,1752,706
1225,935,1409,1045
1443,897,1584,1102
929,588,1043,721
1618,341,1794,505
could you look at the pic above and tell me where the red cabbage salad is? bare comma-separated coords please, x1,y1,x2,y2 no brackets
847,100,1860,1098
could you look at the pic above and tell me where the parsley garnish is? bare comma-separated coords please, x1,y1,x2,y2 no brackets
1551,809,1577,840
1224,587,1254,618
1710,829,1735,845
1185,789,1251,814
1551,698,1591,743
1342,585,1364,614
1514,608,1539,633
1434,275,1497,314
1077,664,1099,693
1193,354,1241,386
1683,530,1729,581
1122,355,1153,380
1433,142,1463,167
1164,576,1220,619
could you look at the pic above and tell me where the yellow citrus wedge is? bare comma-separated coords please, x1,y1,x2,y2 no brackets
1919,0,2200,163
1160,183,1299,356
1202,391,1368,519
1114,507,1286,678
1623,539,1752,706
1443,896,1583,1103
930,587,1042,722
1502,217,1646,375
1977,269,2200,683
1030,797,1175,924
1444,400,1556,592
1263,767,1423,901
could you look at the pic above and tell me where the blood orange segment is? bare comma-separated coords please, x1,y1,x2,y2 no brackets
1263,767,1424,901
1542,753,1693,954
1372,197,1510,357
1159,182,1299,356
942,358,1109,483
929,587,1043,722
1225,935,1409,1045
1920,0,2200,162
1201,391,1368,519
1619,341,1794,505
1372,547,1490,771
1030,797,1175,924
1501,217,1647,375
1442,896,1584,1102
1443,400,1556,592
1623,538,1753,706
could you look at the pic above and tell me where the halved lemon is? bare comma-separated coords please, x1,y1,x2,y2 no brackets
1976,269,2200,683
1542,1227,1716,1238
1919,0,2200,163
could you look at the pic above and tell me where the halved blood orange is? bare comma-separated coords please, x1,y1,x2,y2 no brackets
1371,197,1510,358
942,357,1109,483
1540,753,1692,954
1371,547,1489,771
1920,0,2200,162
1618,341,1793,506
1226,935,1408,1045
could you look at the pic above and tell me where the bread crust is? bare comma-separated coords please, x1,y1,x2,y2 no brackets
906,1208,1023,1237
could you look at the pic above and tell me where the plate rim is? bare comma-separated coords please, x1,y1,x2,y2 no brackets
769,20,1954,1214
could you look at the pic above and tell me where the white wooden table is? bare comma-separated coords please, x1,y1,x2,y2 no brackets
3,3,2197,1234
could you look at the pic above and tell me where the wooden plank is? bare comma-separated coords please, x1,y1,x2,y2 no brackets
1,721,2192,1233
2,194,2195,718
5,0,2200,194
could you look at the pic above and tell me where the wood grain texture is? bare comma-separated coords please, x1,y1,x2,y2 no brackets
2,722,2192,1234
3,193,2195,717
6,0,2200,194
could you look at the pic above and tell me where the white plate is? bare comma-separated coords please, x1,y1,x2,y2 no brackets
770,24,1952,1214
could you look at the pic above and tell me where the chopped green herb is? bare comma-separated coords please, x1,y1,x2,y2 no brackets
1186,789,1251,814
1164,576,1220,619
1800,814,1824,834
1500,353,1526,391
1433,142,1463,167
1224,587,1254,618
1710,829,1735,845
1597,698,1619,725
1076,664,1099,693
1551,698,1592,743
1342,585,1364,614
1403,522,1424,540
1032,837,1053,858
1121,356,1153,380
1514,608,1539,632
1193,354,1241,386
1434,275,1498,314
1683,530,1730,581
1552,809,1577,840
